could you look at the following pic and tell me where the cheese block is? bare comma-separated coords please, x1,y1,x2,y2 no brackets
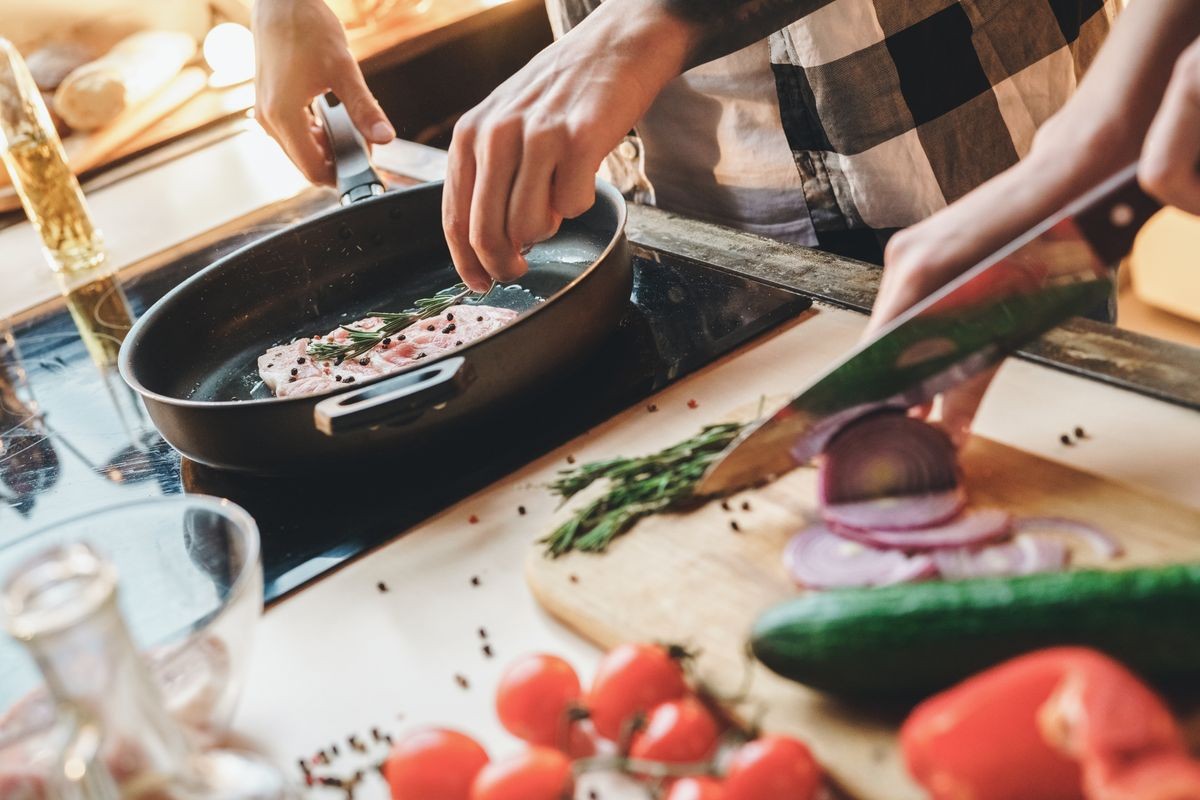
1130,208,1200,323
53,31,196,131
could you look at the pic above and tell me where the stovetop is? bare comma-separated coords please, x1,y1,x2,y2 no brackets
0,218,809,602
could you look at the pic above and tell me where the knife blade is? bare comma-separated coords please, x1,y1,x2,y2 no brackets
696,162,1162,496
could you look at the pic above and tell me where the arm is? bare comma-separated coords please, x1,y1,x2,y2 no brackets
252,0,394,185
442,0,830,290
1140,37,1200,214
866,1,1200,438
660,0,832,67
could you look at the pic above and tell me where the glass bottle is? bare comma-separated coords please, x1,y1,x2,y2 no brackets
1,542,292,800
0,39,106,276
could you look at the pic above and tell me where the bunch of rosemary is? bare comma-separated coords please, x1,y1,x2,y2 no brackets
542,421,746,557
306,282,490,363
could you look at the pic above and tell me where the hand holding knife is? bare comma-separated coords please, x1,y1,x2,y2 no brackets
696,163,1162,497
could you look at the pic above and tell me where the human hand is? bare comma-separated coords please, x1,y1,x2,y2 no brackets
252,0,395,185
1139,38,1200,214
442,0,696,291
864,149,1090,444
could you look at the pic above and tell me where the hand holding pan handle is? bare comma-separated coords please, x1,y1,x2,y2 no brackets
313,356,476,436
313,92,386,205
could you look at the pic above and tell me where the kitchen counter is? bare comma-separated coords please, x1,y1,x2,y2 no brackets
2,128,1199,798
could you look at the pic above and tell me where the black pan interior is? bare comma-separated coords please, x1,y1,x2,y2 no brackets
127,183,619,404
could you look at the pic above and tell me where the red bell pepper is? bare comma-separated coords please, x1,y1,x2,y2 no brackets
901,647,1200,800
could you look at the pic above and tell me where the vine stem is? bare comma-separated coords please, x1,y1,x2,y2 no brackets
571,755,718,780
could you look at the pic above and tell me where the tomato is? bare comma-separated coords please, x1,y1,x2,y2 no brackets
564,721,598,759
629,697,720,764
723,735,821,800
666,776,725,800
587,643,688,741
384,728,489,800
469,747,573,800
495,654,582,747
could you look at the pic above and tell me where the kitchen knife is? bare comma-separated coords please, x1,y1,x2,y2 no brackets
696,162,1162,496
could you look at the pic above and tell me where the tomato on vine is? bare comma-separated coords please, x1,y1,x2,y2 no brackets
469,747,574,800
629,696,721,764
587,643,688,741
495,653,582,747
666,776,725,800
722,735,822,800
383,728,489,800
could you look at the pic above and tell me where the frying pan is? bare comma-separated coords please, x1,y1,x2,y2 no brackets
119,96,632,473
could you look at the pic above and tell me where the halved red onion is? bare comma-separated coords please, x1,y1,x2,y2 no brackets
932,534,1070,580
818,411,959,506
783,524,936,589
1012,517,1123,559
822,487,967,532
832,508,1012,551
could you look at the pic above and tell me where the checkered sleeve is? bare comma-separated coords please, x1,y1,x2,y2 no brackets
769,0,1118,244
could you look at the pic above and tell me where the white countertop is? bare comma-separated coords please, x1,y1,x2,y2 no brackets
6,129,1198,798
230,306,1200,799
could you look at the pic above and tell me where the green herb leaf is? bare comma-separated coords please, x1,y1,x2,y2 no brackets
541,422,746,557
305,282,492,363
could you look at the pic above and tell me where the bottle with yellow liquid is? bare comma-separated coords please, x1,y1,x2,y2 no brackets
0,39,106,276
0,39,137,368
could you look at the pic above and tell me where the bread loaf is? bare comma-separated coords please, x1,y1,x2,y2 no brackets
53,30,196,131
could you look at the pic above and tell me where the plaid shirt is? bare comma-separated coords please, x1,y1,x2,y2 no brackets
549,0,1117,261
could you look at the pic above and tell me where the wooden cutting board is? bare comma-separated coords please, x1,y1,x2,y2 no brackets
526,376,1200,799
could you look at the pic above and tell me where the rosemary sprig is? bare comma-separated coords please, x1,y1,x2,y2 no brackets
541,422,746,557
305,283,489,363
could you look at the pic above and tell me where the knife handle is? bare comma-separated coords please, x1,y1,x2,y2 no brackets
1073,163,1163,265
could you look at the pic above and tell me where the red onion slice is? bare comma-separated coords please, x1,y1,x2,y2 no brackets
832,508,1012,551
932,534,1070,580
818,411,959,506
822,487,967,532
1012,517,1123,559
783,525,936,589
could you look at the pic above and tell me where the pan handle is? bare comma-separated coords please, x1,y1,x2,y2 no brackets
313,357,475,436
314,92,386,205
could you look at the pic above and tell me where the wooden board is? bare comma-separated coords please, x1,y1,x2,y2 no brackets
526,407,1200,799
0,67,207,212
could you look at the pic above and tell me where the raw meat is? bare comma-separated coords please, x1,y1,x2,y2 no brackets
258,305,518,398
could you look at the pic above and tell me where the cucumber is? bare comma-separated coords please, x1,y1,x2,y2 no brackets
751,564,1200,695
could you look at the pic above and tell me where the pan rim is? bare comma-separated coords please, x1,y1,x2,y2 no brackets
118,179,628,410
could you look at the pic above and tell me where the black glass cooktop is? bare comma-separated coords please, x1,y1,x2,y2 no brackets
0,218,809,601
